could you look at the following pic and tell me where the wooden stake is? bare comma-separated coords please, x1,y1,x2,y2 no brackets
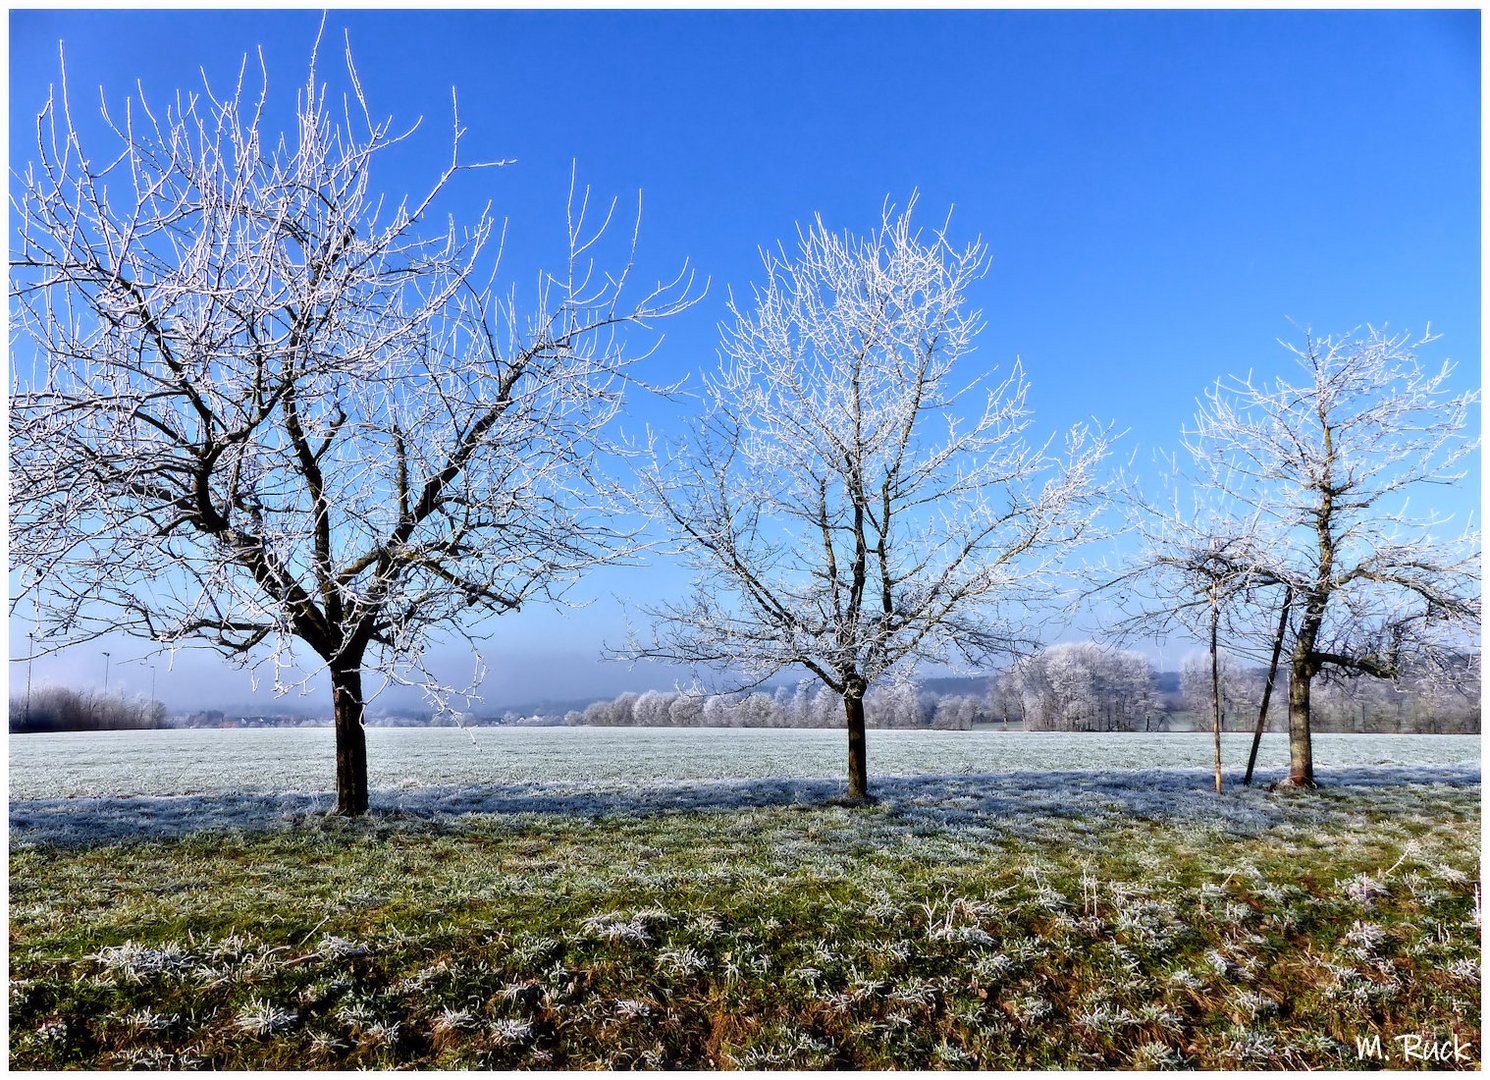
1210,541,1222,796
1244,584,1293,786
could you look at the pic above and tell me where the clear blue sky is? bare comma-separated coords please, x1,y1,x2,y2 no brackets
7,9,1480,712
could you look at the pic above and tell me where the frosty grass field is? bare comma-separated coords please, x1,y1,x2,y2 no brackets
10,724,1480,800
7,727,1480,845
9,728,1482,1069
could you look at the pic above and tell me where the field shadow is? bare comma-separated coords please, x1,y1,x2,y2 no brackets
8,762,1479,851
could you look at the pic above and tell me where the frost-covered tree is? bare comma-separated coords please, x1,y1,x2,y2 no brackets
9,36,696,814
625,200,1108,800
808,683,845,728
1042,645,1093,729
986,669,1025,730
700,694,735,728
865,681,929,730
1118,328,1479,786
1008,642,1157,732
583,692,640,728
736,692,779,728
931,694,985,730
666,691,706,728
786,680,816,728
630,689,673,728
1178,651,1254,731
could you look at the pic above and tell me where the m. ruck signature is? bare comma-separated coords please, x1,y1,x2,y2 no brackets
1355,1032,1475,1064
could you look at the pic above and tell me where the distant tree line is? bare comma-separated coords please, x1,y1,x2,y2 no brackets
988,643,1479,735
10,687,167,733
20,643,1472,736
996,643,1161,732
1174,652,1481,736
548,645,1479,735
559,682,993,731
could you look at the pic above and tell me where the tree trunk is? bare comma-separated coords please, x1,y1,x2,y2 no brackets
1285,645,1316,788
844,691,869,801
332,662,370,815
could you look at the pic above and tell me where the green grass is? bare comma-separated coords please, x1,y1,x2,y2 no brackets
9,783,1481,1069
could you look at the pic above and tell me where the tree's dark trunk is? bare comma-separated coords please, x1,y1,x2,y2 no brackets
844,691,869,801
332,662,369,815
1286,645,1316,788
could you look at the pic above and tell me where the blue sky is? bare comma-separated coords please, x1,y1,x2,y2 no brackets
7,9,1480,711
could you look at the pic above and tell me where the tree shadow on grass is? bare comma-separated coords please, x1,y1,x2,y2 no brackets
8,763,1478,851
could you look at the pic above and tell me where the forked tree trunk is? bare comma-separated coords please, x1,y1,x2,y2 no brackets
332,663,370,816
844,691,869,801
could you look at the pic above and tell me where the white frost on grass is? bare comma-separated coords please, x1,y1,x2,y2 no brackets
7,727,1479,849
9,727,1478,800
488,1018,534,1045
234,997,296,1036
580,912,654,945
91,941,195,981
9,763,1480,849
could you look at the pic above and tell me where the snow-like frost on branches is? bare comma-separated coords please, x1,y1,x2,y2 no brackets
631,199,1109,692
1107,326,1480,784
621,198,1110,796
9,32,699,723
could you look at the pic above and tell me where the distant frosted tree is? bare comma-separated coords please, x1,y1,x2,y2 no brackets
787,681,816,728
986,669,1025,730
805,685,844,728
736,692,780,728
667,691,706,728
10,687,167,733
583,691,640,727
631,689,673,728
1008,642,1156,732
624,200,1108,800
1179,651,1254,731
1044,644,1097,729
865,681,929,729
701,694,736,728
931,695,984,730
8,34,696,814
